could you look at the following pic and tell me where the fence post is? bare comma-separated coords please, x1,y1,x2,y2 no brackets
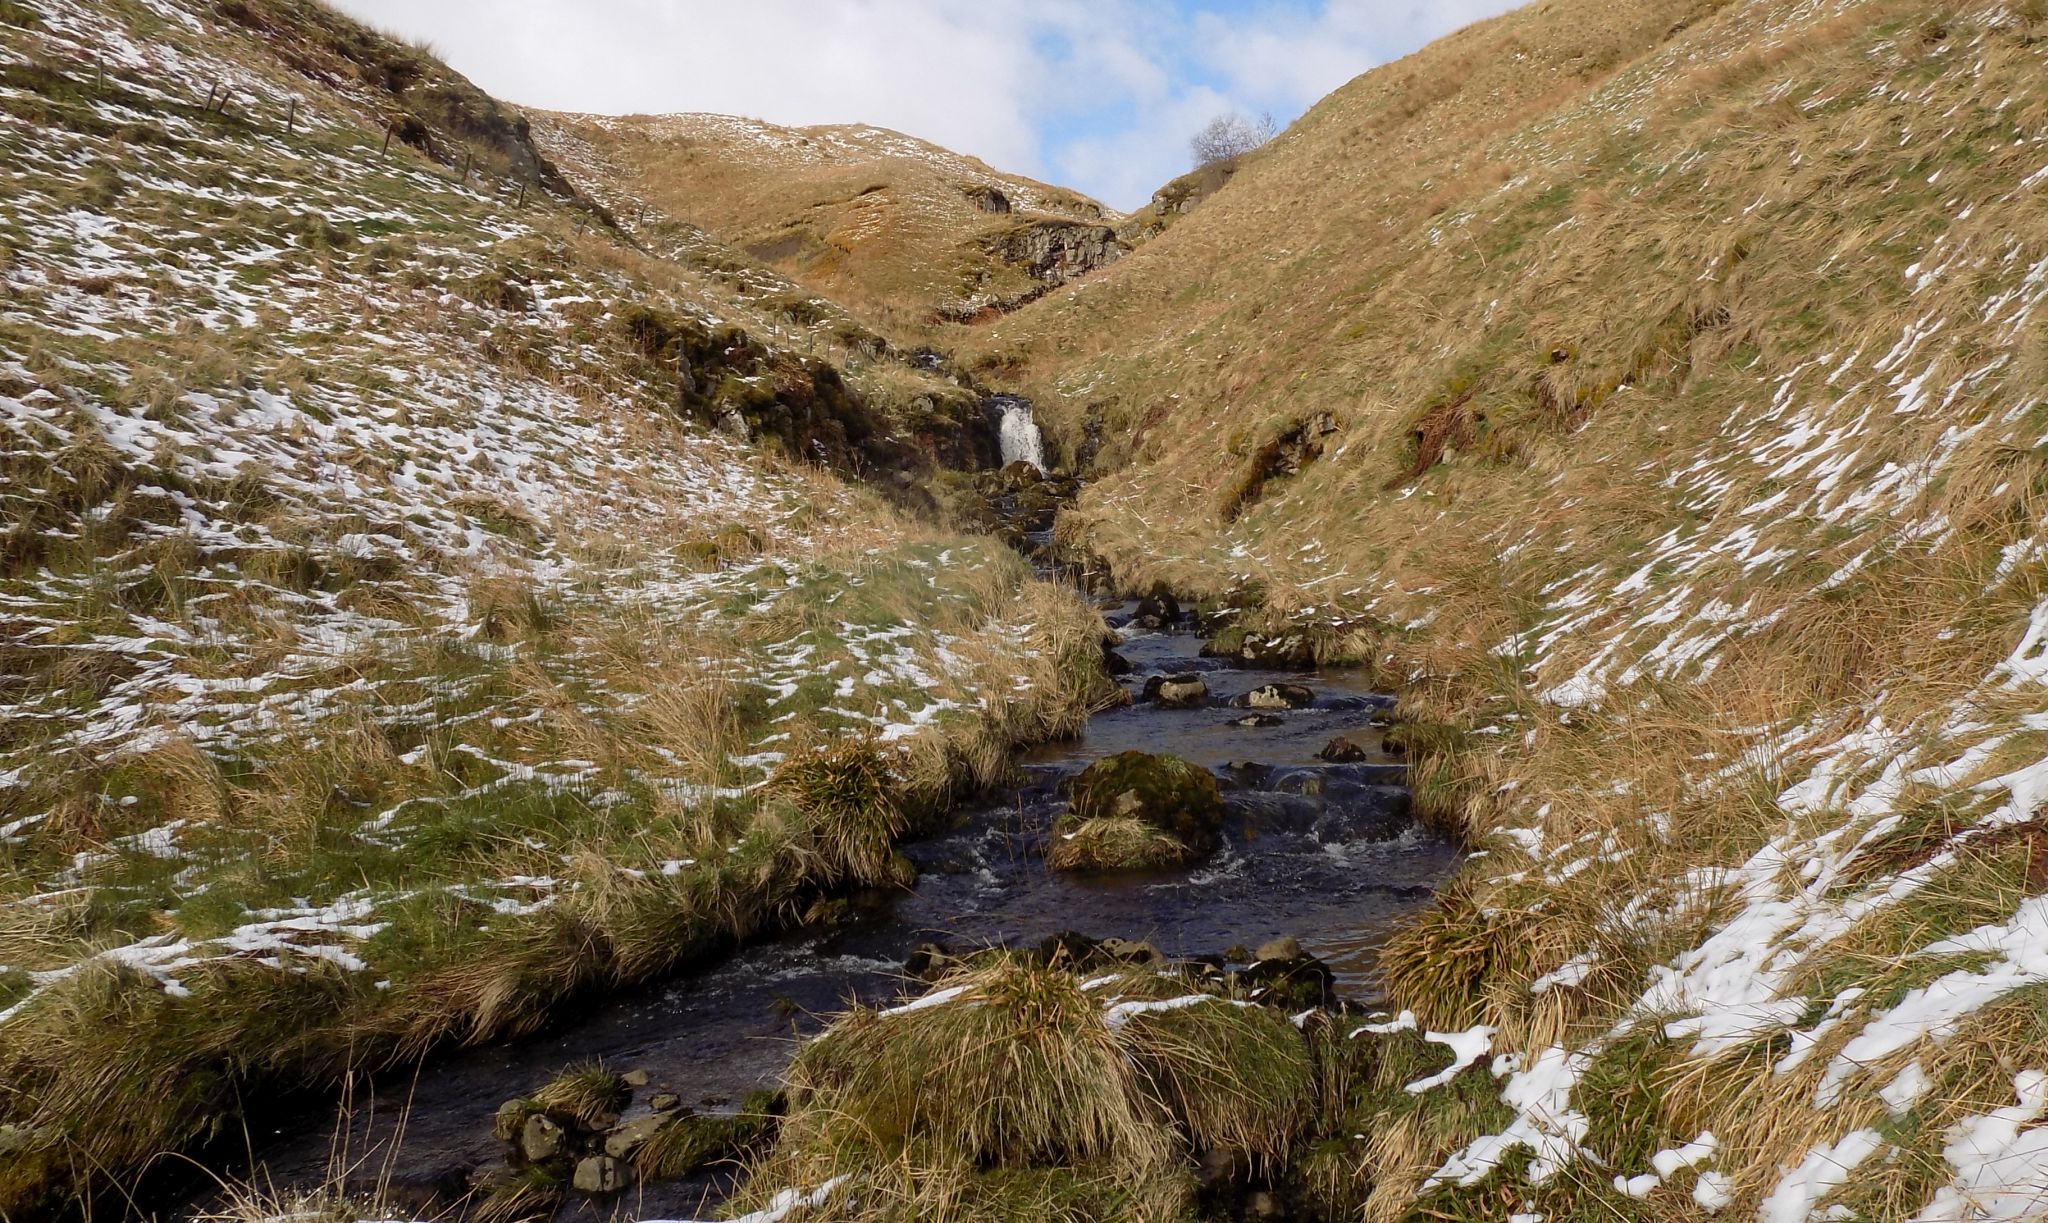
381,121,394,155
216,87,230,117
516,182,526,208
285,97,296,134
204,83,217,111
460,150,471,183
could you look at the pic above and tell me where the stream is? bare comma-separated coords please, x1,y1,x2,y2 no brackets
210,524,1456,1220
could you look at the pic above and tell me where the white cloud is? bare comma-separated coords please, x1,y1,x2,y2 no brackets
329,0,1520,210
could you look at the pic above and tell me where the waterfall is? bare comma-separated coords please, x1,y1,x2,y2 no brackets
994,397,1047,471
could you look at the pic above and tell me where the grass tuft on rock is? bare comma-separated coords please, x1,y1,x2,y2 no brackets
1044,814,1196,872
530,1060,628,1130
629,1090,781,1181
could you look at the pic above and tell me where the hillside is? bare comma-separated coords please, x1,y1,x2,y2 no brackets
951,0,2048,1217
535,110,1127,329
13,0,2048,1220
0,0,1113,1215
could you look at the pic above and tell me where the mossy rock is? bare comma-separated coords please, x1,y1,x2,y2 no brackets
1068,751,1225,851
1237,954,1337,1012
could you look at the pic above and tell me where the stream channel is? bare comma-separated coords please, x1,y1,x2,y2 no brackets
221,557,1458,1221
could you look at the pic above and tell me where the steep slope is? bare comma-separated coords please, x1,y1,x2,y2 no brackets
535,110,1126,329
960,0,2048,1218
0,0,1112,1213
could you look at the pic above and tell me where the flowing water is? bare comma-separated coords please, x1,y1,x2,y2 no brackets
991,395,1047,471
211,600,1456,1221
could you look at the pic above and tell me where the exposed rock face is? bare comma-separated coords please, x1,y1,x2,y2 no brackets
987,218,1127,287
1118,158,1243,241
964,185,1012,214
1221,412,1341,522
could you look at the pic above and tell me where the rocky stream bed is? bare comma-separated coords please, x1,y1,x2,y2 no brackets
189,434,1458,1222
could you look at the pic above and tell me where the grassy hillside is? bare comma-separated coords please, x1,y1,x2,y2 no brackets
0,0,1114,1213
536,110,1124,331
951,0,2048,1217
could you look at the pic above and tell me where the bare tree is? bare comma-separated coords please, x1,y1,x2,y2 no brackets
1189,111,1277,167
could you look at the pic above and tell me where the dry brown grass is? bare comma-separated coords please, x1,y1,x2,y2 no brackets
535,111,1115,334
910,1,2048,1212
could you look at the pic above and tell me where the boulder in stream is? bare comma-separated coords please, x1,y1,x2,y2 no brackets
1132,585,1181,629
1048,751,1227,872
1316,734,1372,763
1231,712,1284,728
1234,682,1316,710
1143,672,1209,707
603,1113,670,1160
1068,751,1226,850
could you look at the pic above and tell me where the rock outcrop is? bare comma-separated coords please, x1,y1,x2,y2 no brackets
986,218,1126,286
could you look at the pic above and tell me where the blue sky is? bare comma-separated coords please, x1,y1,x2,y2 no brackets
333,0,1520,211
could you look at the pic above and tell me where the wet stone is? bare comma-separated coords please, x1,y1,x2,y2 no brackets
1143,672,1209,707
492,1099,533,1143
1255,936,1304,962
520,1113,566,1163
604,1113,669,1159
1317,734,1372,762
649,1093,681,1114
1133,586,1180,627
1234,682,1317,710
572,1154,625,1194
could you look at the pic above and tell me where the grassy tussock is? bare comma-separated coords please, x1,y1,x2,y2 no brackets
732,958,1338,1221
529,1060,628,1129
1043,815,1194,872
